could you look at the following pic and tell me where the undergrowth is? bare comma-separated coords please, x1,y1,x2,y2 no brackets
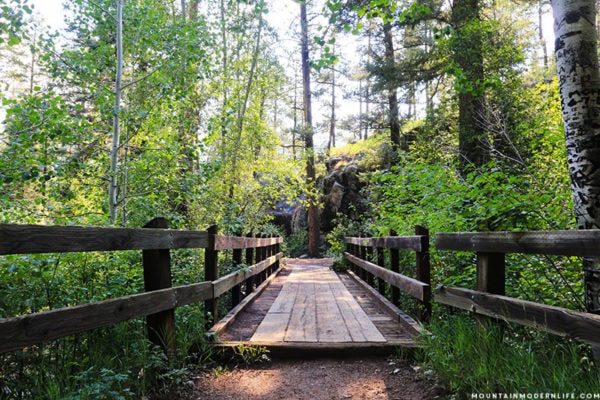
418,313,600,397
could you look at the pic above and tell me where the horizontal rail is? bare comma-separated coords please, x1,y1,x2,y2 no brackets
435,286,600,345
435,230,600,257
0,224,209,255
344,235,425,251
344,252,430,302
213,253,283,297
0,252,283,354
214,235,283,251
0,282,213,353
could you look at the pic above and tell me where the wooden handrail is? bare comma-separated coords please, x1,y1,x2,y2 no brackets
344,235,425,251
435,229,600,345
0,222,284,355
344,252,430,302
0,223,209,255
344,226,431,321
436,230,600,257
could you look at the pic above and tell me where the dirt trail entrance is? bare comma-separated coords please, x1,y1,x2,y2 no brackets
181,258,445,399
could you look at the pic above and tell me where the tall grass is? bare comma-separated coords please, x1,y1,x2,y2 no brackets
418,313,600,396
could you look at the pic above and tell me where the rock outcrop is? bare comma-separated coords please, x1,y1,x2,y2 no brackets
320,156,369,231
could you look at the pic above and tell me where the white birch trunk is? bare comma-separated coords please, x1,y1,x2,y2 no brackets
109,0,124,224
552,0,600,361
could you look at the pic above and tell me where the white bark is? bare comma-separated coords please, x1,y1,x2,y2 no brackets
552,0,600,362
109,0,124,224
552,0,600,232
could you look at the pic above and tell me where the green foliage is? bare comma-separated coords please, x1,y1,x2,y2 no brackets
286,229,309,258
0,0,32,46
419,314,600,395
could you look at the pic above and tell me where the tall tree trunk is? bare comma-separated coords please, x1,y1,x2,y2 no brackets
538,0,548,69
228,3,264,201
190,0,199,20
300,0,320,257
383,22,401,152
364,23,372,140
328,63,336,150
452,0,486,176
109,0,124,224
552,0,600,361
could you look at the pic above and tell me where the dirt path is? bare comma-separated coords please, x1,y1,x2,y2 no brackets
188,356,445,399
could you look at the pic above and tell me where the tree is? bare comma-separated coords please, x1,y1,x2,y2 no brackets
551,0,600,361
108,0,123,224
449,0,486,175
300,0,320,257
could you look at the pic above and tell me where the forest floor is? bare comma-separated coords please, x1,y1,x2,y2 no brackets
167,257,447,399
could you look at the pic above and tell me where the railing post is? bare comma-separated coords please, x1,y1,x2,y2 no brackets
232,242,243,308
204,225,218,327
390,230,400,306
143,217,176,356
415,225,431,322
274,236,281,270
359,240,367,281
245,233,254,295
365,245,375,287
476,252,505,295
376,246,386,295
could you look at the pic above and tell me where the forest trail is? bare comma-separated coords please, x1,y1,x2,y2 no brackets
174,259,445,399
187,356,445,399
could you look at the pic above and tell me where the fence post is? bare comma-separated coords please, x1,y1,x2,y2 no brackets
245,233,254,295
476,252,505,295
376,246,386,295
143,217,176,356
415,225,431,322
232,242,243,308
204,225,218,327
390,230,400,306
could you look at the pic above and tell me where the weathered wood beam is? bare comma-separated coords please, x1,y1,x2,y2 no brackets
0,224,209,255
436,230,600,256
213,253,283,298
435,286,600,345
0,282,212,354
344,252,430,302
214,235,282,251
344,235,425,251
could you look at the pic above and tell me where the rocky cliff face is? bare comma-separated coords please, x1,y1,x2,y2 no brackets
320,156,369,232
269,155,371,237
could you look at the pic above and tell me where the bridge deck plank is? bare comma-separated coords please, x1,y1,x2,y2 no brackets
250,264,385,343
215,259,421,354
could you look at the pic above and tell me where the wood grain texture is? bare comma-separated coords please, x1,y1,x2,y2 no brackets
212,253,283,298
345,270,424,337
344,252,430,301
250,264,385,344
435,286,600,345
435,230,600,256
0,224,209,255
214,235,283,250
0,282,212,353
344,235,425,251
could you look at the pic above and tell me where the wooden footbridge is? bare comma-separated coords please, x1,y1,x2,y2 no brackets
2,220,600,361
0,221,430,357
209,259,424,356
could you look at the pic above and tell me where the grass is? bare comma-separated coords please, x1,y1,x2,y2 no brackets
418,313,600,397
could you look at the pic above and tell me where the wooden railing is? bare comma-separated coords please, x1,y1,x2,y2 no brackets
0,219,283,354
343,226,431,321
435,230,600,345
